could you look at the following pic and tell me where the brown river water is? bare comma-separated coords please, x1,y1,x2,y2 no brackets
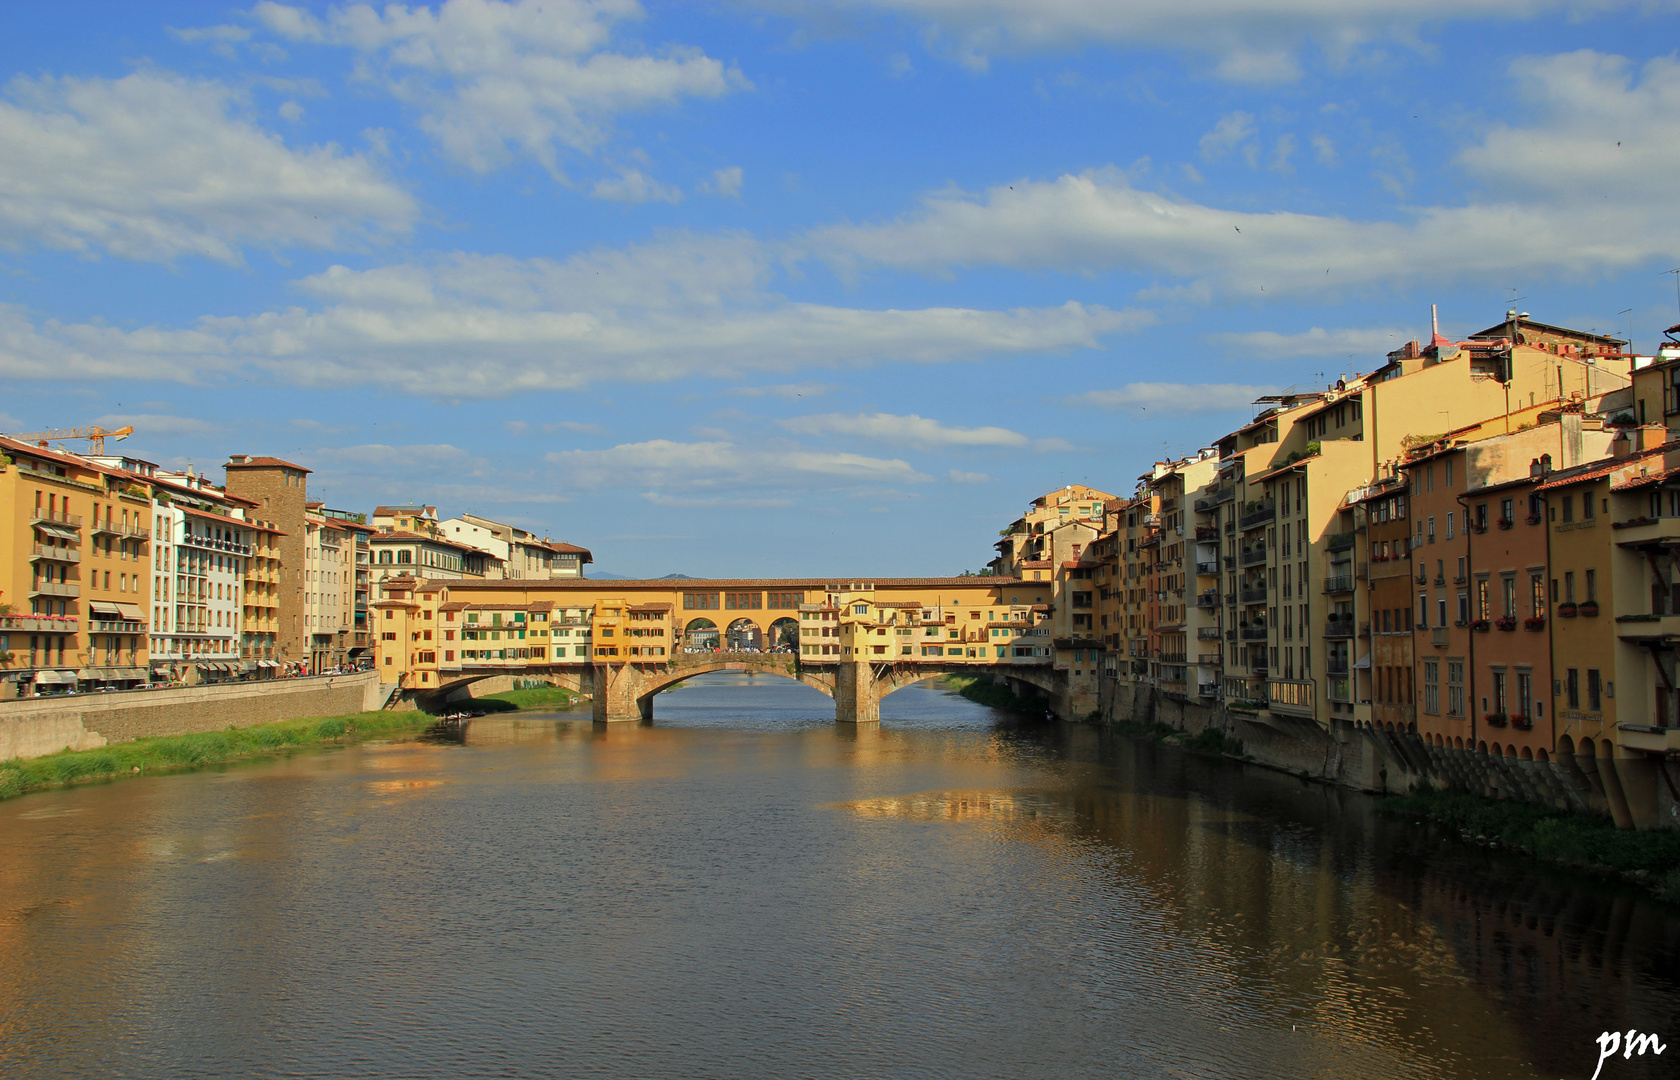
1,673,1676,1079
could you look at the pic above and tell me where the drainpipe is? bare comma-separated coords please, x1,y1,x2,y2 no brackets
1458,488,1476,750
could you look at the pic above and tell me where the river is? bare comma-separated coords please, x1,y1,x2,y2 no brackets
2,673,1676,1079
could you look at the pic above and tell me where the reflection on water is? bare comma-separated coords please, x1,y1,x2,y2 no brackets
0,673,1675,1080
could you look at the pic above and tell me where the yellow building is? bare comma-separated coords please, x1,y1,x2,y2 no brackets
0,435,154,694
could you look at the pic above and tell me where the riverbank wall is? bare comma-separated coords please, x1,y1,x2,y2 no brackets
0,672,389,761
1091,678,1680,830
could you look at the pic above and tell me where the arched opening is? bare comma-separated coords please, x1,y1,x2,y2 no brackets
1536,748,1549,761
1557,733,1576,757
768,617,799,653
1477,740,1489,753
1520,746,1533,760
725,618,763,651
683,618,719,651
1453,736,1464,749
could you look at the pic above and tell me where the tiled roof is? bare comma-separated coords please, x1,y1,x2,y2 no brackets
225,455,311,472
1611,464,1680,492
1535,442,1678,492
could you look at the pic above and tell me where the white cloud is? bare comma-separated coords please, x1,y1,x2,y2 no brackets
0,71,415,263
948,469,990,483
0,235,1146,397
788,0,1649,82
728,381,835,399
90,413,222,439
1210,326,1412,358
1067,382,1274,412
250,0,749,175
543,420,607,434
779,411,1031,448
1198,111,1255,161
546,437,931,493
592,168,684,203
811,55,1680,298
699,165,743,197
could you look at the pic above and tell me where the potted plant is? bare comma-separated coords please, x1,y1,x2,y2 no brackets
1523,616,1546,631
1470,521,1488,534
1494,616,1517,631
1484,712,1508,727
1471,618,1491,631
1578,601,1599,617
1497,517,1514,530
1526,512,1543,525
1557,602,1578,617
1510,715,1533,730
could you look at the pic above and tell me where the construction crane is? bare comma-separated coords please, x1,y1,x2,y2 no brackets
4,425,134,455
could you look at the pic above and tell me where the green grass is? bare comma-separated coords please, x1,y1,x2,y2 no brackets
478,685,578,710
937,674,1046,712
0,710,435,802
1381,787,1680,902
1183,727,1246,757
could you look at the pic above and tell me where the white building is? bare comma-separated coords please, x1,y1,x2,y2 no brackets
146,471,254,683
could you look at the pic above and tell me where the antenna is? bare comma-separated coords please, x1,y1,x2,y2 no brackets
1619,308,1633,354
1667,268,1680,315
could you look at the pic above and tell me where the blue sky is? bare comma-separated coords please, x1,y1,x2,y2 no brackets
2,1,1677,577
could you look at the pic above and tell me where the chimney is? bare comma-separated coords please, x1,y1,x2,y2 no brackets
1635,423,1668,452
1611,428,1632,459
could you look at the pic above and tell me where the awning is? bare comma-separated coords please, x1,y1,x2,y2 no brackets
34,522,78,542
89,602,123,617
1353,654,1372,670
150,666,170,677
76,668,99,680
240,661,256,673
33,670,68,684
115,603,145,621
115,667,147,680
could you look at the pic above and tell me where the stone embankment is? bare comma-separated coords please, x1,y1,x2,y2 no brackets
1092,680,1680,830
0,672,390,761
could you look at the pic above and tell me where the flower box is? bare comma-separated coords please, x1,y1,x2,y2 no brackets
1578,601,1599,617
1557,603,1577,618
1471,619,1491,632
1497,518,1514,530
1526,513,1543,525
1484,713,1509,727
1523,616,1546,631
1470,522,1488,534
1510,715,1533,730
1494,616,1517,631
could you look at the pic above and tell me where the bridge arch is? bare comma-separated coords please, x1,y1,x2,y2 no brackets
768,616,799,652
594,656,837,722
682,618,719,650
724,617,763,651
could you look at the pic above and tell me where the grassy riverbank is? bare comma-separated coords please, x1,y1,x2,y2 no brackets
0,710,435,802
477,686,578,710
1380,787,1680,902
937,674,1047,713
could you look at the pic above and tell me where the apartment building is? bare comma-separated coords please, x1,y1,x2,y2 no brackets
1351,475,1415,730
224,456,312,671
440,513,594,579
147,469,257,684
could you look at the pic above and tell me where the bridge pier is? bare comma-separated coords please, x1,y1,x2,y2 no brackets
592,663,650,723
835,661,880,724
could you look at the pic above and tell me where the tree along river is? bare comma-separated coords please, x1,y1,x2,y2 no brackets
2,673,1677,1080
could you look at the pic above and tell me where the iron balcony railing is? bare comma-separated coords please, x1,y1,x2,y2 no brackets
1323,575,1355,593
1239,625,1269,641
1324,619,1355,639
1238,546,1267,567
1239,503,1276,530
91,519,150,539
1239,586,1268,604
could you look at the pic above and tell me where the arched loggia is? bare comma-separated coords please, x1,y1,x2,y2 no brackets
683,618,719,651
769,617,799,653
725,618,763,650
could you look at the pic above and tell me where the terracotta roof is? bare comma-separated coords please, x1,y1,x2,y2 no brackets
627,602,673,613
225,455,311,473
1536,442,1678,492
369,530,480,552
396,575,1022,592
1017,560,1052,569
1611,464,1680,493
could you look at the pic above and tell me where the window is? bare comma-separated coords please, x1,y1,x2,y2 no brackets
1446,512,1454,540
1531,574,1545,616
1585,569,1597,603
1582,492,1595,520
1564,571,1575,603
1423,659,1439,714
1418,593,1429,627
1427,516,1436,543
1502,576,1517,618
1447,660,1465,716
683,592,720,610
1517,672,1532,718
1445,459,1454,487
1567,668,1579,708
1492,670,1507,715
1561,495,1574,523
1587,669,1601,711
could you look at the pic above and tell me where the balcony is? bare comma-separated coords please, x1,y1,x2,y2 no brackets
1196,626,1222,640
1197,653,1223,666
31,508,82,528
1322,575,1354,594
1326,677,1352,703
1239,503,1276,530
181,532,252,556
1326,658,1350,676
29,580,79,598
1238,545,1267,567
1195,560,1220,575
1198,683,1220,698
1326,531,1355,552
1324,618,1355,639
30,544,81,563
91,519,150,540
1195,525,1219,542
0,613,80,633
1239,625,1269,641
1431,626,1450,647
1239,586,1268,605
1196,591,1221,608
1267,678,1315,716
89,619,146,634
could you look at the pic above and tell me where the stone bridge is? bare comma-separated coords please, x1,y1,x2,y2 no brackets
420,652,1072,724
